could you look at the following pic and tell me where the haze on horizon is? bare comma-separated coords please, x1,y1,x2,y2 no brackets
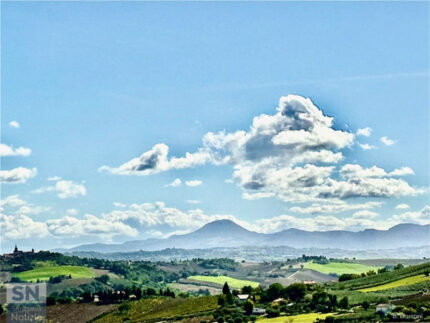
1,1,429,252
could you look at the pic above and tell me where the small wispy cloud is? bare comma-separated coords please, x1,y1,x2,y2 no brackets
185,180,202,187
165,178,182,187
9,121,20,128
186,200,201,204
395,203,410,210
380,136,396,146
356,127,372,137
358,143,376,150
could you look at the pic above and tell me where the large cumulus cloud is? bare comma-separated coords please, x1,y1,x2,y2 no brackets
99,95,422,204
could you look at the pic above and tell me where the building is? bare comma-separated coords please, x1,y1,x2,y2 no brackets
236,294,250,302
376,304,394,315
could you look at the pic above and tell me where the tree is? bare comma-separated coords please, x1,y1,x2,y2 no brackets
266,283,284,301
223,282,231,295
218,294,227,306
394,264,404,270
285,283,306,302
244,300,254,315
339,296,349,309
362,301,370,310
96,274,109,284
242,285,253,294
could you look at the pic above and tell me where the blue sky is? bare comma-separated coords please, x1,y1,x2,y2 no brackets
1,2,429,251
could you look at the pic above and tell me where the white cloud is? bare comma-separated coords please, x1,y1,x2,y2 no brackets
33,180,87,199
66,208,79,215
55,181,87,199
0,214,50,239
290,201,382,215
356,127,372,137
0,167,37,183
165,178,182,187
186,200,201,204
0,144,31,157
46,214,137,238
358,143,376,150
99,144,210,176
98,95,421,208
393,206,430,225
390,167,414,176
395,203,410,210
185,180,202,187
352,210,379,219
380,136,396,146
113,202,127,208
9,121,20,128
48,176,62,181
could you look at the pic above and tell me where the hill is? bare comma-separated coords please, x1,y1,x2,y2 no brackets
64,220,430,253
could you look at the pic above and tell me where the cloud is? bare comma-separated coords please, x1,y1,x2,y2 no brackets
99,143,211,176
380,136,396,146
66,208,79,215
352,210,379,219
98,95,421,206
9,121,20,128
358,143,376,150
0,195,49,216
0,144,31,157
356,127,372,137
186,200,201,204
0,214,50,239
390,167,414,176
0,167,37,183
395,203,410,210
393,205,430,225
290,201,382,215
113,202,127,208
165,178,182,187
33,180,87,199
46,214,137,238
48,176,62,181
185,180,202,187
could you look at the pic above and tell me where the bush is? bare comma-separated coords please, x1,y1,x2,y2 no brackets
266,307,280,318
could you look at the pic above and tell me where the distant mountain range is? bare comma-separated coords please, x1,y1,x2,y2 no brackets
59,219,430,253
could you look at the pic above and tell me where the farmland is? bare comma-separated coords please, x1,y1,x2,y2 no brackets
257,312,337,323
187,275,260,289
12,265,95,282
358,274,430,292
95,296,219,323
303,261,378,275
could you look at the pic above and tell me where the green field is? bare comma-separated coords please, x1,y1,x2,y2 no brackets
13,265,95,282
304,261,378,275
358,274,430,293
257,312,338,323
188,275,259,289
95,296,218,323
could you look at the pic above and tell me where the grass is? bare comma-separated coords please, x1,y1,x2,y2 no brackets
187,275,259,289
358,274,430,293
257,312,338,323
95,296,219,323
304,261,378,275
334,262,430,290
12,265,95,282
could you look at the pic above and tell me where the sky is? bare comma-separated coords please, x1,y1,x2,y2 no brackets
1,1,429,252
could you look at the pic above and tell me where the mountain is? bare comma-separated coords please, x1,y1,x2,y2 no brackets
63,220,430,253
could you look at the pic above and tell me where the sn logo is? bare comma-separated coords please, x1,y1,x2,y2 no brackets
6,283,46,304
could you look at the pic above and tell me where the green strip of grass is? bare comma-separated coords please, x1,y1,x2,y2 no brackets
13,265,95,282
304,261,379,275
358,274,430,293
188,275,259,289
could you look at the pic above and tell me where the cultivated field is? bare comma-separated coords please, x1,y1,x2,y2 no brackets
95,296,219,323
358,274,430,292
12,265,95,282
304,261,378,275
256,312,337,322
187,275,259,289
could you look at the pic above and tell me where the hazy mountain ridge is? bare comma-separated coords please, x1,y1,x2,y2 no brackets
60,220,430,253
